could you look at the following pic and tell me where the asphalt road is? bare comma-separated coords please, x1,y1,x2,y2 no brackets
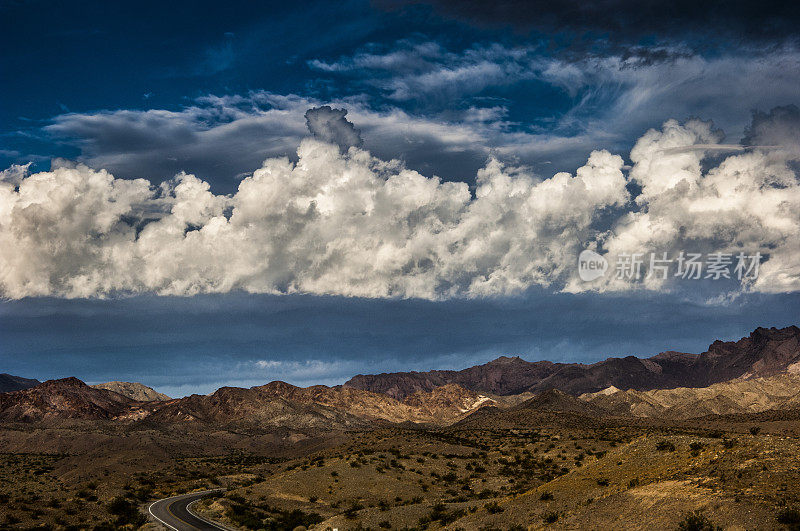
148,489,228,530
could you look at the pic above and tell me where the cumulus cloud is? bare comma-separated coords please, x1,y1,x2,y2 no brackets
2,109,799,300
0,133,630,299
304,106,363,151
567,117,800,294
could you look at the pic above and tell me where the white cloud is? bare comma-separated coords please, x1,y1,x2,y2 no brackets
566,118,800,294
0,133,631,299
3,112,799,300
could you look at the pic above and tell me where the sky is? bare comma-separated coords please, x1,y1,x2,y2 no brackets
1,0,799,396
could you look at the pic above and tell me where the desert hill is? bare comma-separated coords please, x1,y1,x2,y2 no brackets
581,371,800,419
0,377,497,428
0,377,134,422
145,385,369,431
91,381,171,401
0,373,40,393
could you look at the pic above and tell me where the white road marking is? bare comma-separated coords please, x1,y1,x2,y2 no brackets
147,489,226,531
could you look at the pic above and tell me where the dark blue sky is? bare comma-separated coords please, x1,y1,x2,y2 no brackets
5,0,798,189
1,0,798,395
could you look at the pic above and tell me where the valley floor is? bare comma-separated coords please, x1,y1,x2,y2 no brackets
2,415,800,530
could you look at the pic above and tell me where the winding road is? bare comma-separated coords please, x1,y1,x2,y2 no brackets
148,489,229,530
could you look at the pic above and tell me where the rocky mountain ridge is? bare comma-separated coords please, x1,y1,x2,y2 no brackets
345,326,800,398
2,326,799,427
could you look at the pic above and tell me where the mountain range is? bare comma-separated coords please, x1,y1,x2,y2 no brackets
344,326,800,398
1,325,799,428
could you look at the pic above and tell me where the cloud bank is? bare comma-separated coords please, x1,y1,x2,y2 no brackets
1,108,799,300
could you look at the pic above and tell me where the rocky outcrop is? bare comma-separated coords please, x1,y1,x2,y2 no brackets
91,381,171,401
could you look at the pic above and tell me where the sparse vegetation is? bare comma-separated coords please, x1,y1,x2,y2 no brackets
677,509,721,530
656,440,676,452
544,510,559,523
777,506,800,526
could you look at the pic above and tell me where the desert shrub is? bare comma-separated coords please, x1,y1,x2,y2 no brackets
777,506,800,525
107,496,146,527
344,502,364,518
656,440,676,452
228,502,323,530
424,503,466,525
543,511,559,523
540,491,554,501
707,429,725,438
722,438,738,449
749,426,761,436
485,501,504,513
379,521,392,529
677,509,721,531
628,478,640,488
596,478,610,486
227,503,262,528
